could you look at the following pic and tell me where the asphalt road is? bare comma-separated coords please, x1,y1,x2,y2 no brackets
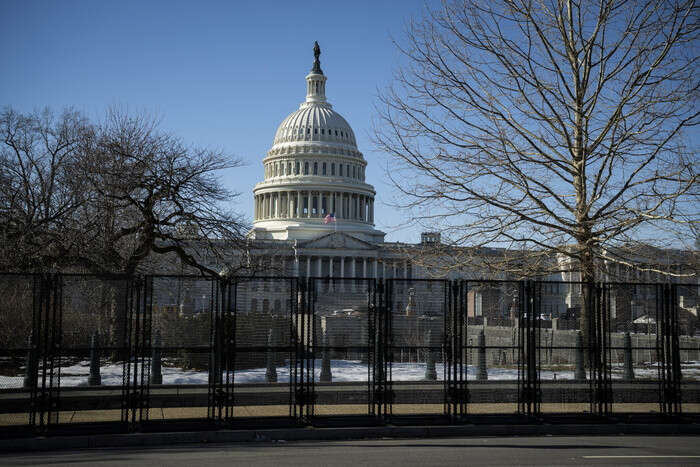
2,435,700,466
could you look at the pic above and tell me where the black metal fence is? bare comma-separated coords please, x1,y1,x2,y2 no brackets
0,274,698,437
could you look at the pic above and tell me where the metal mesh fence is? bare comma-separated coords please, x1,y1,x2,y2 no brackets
309,278,376,418
464,281,522,416
228,277,297,420
387,279,448,417
1,274,698,437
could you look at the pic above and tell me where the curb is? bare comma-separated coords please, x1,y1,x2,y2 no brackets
1,423,699,452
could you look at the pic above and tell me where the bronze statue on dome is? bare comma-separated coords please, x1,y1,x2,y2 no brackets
311,41,323,74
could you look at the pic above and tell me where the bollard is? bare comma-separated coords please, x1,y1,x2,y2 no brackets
265,328,277,383
88,331,102,386
320,330,332,382
22,334,37,389
150,329,163,385
623,331,635,381
477,330,488,381
424,329,437,381
575,331,586,380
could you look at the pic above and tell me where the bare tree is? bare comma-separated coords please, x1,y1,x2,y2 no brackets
377,1,698,274
78,108,249,276
0,107,92,271
1,106,250,276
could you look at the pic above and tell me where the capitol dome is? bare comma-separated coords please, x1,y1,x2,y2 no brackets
250,43,385,243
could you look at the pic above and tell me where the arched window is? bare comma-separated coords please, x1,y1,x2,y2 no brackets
304,162,309,175
295,162,300,175
288,162,292,175
339,165,343,176
331,163,335,175
352,166,356,178
322,162,327,175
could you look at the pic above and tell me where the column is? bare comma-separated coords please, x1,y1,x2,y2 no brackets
382,261,386,280
404,261,408,279
307,256,311,277
329,256,334,291
296,191,301,218
340,257,345,278
351,257,356,278
363,258,367,278
317,256,322,277
307,191,312,218
373,259,377,279
269,193,273,219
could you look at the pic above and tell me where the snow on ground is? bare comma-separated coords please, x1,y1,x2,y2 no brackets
1,360,698,389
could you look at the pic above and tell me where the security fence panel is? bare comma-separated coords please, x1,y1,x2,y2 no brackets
532,282,593,414
601,283,668,416
48,275,133,428
227,277,298,425
463,281,523,416
144,275,217,425
308,277,380,421
675,283,700,415
0,274,38,433
386,279,448,419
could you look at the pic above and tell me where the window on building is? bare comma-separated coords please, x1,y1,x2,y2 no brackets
322,162,327,175
331,163,335,175
304,162,309,175
295,162,300,174
313,162,318,175
339,165,343,176
352,166,356,178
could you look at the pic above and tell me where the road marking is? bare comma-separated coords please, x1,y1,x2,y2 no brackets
583,456,700,459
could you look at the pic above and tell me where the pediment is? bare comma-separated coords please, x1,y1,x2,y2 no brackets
300,232,377,250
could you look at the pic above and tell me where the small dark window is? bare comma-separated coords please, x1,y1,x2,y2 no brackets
352,166,356,178
335,130,338,136
321,129,325,135
304,162,309,175
295,162,300,174
339,165,343,176
331,163,335,175
313,162,318,175
322,162,327,175
314,128,317,134
347,165,350,176
307,128,310,134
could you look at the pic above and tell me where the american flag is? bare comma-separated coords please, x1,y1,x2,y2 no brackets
324,213,336,224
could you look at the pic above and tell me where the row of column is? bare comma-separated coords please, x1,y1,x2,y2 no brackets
254,190,374,223
258,255,411,279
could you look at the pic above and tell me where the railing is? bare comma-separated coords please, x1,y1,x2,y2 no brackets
0,274,698,437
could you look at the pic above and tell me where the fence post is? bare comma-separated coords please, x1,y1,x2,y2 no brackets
575,330,586,380
265,328,277,383
88,331,101,386
150,329,162,385
425,329,437,381
477,329,488,381
623,331,635,381
22,333,37,389
320,330,332,382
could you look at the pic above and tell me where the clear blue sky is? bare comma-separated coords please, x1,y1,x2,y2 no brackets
0,0,431,243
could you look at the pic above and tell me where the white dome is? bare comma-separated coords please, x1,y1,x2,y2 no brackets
273,104,357,147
